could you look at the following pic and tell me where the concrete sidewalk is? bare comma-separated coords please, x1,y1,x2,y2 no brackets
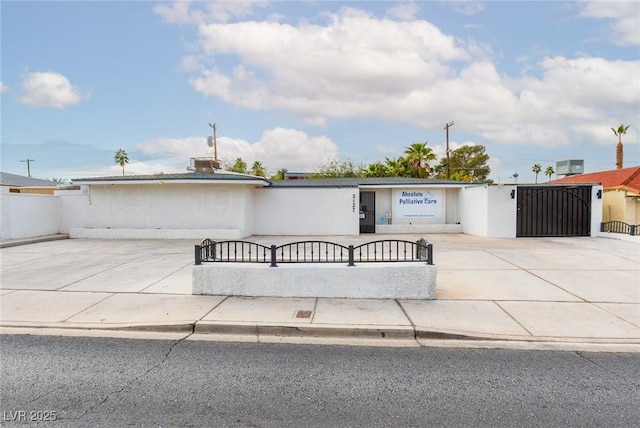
1,234,639,351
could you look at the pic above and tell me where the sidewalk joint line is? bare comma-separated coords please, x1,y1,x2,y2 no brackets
493,300,534,337
138,261,193,293
394,299,417,340
61,292,117,323
196,295,230,323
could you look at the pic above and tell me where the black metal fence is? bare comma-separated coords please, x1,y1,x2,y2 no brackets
600,221,638,236
195,238,433,266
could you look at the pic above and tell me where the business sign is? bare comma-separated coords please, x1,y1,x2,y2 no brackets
394,189,443,219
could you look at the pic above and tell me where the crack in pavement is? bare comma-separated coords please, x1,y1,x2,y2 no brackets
575,351,640,388
73,332,193,421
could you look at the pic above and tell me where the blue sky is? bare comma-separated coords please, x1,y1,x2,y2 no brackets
1,0,639,182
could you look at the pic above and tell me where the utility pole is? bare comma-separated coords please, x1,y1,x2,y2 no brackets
208,122,218,162
20,159,35,177
444,121,454,179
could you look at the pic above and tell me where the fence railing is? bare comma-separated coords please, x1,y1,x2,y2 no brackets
195,238,433,266
600,221,638,236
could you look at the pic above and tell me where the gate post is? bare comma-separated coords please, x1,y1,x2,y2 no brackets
416,238,427,260
348,245,355,266
195,245,201,265
270,245,277,267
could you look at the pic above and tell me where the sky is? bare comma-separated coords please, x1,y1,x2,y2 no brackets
1,0,639,183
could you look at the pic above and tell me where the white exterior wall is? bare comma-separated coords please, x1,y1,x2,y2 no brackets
591,185,603,237
445,188,459,224
459,185,490,237
486,185,517,238
372,189,392,226
253,187,359,235
458,185,517,238
68,183,255,239
0,190,60,240
58,188,91,233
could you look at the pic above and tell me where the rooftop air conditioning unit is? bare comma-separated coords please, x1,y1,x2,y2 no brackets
556,160,584,176
191,157,221,173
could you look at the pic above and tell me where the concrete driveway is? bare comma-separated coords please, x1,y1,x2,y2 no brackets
1,234,639,350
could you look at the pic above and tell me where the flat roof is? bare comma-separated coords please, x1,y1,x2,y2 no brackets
267,177,475,188
72,172,270,186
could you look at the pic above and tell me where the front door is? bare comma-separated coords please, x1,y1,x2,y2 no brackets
359,191,376,233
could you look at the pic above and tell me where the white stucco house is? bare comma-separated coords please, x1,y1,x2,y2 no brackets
1,170,603,241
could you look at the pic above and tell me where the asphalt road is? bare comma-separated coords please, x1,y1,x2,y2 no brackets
1,334,638,427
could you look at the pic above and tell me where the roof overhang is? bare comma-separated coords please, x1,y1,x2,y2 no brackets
74,179,270,186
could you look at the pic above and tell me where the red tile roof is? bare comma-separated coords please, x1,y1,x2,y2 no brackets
550,166,640,193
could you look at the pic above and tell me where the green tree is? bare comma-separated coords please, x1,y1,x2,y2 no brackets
435,145,491,182
384,157,410,177
270,168,288,180
544,165,555,182
404,142,437,178
611,124,630,169
311,160,365,178
532,164,542,184
228,157,247,174
250,161,266,177
364,161,393,177
114,149,129,176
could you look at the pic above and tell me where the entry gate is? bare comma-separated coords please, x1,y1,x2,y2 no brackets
516,186,592,237
359,191,376,233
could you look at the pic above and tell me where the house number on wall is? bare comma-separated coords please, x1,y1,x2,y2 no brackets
352,194,356,212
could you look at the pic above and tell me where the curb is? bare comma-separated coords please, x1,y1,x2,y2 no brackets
4,322,639,348
0,234,69,248
194,322,417,339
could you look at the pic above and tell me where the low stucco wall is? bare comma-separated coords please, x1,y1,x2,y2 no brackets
376,224,462,234
193,262,437,299
0,192,60,240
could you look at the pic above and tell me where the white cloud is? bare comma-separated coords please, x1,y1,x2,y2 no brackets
154,0,268,24
0,81,8,92
164,4,640,150
449,1,487,16
153,1,203,24
581,1,640,45
135,127,339,173
386,2,420,21
191,8,468,123
18,71,87,109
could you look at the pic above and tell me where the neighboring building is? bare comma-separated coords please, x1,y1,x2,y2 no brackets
283,172,311,180
0,172,58,194
550,166,640,224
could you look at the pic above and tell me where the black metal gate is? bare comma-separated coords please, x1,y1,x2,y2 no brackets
516,186,592,237
359,191,376,233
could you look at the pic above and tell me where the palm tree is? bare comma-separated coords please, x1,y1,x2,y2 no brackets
404,142,436,178
532,164,542,184
544,165,555,182
611,124,630,169
230,157,247,174
384,157,408,177
271,168,288,180
364,161,391,177
250,161,266,177
114,149,129,176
